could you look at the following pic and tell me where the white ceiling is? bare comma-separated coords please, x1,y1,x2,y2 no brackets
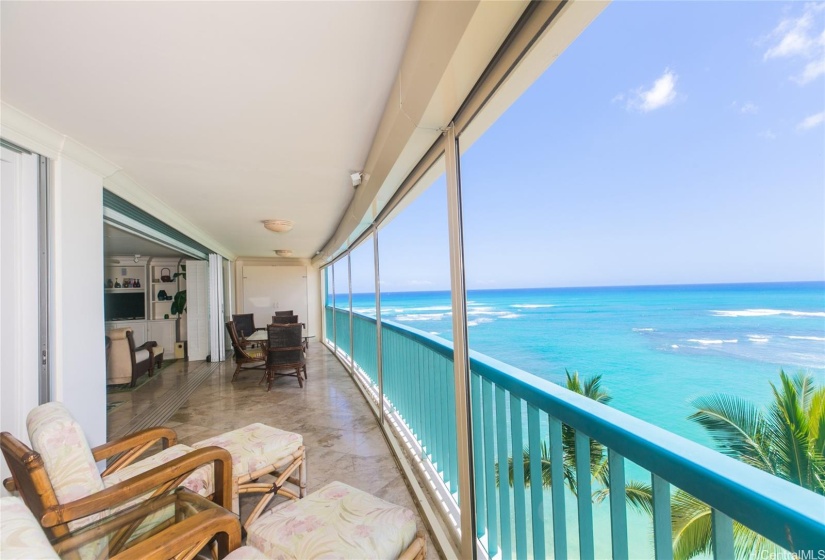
1,1,417,259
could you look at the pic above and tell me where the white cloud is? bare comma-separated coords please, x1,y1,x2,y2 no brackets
758,130,777,140
763,4,825,85
797,111,825,130
740,102,759,115
626,69,679,112
796,57,825,84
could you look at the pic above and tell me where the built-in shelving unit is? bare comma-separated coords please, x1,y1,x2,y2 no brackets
149,262,178,320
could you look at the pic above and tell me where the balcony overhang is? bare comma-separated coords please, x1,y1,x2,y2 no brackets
314,0,608,267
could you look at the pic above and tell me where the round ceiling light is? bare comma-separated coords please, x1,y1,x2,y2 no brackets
263,219,293,233
274,249,293,257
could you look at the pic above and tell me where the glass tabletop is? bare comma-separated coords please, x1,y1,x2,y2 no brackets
52,487,238,559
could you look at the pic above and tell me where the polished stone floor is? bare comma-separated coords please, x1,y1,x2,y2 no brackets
106,343,435,556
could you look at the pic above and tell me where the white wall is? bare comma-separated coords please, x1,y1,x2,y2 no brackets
233,259,322,338
51,157,107,447
0,147,40,494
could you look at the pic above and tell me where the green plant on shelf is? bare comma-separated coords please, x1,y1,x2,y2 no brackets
170,266,186,317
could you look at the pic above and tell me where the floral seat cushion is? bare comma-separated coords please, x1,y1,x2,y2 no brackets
224,546,271,560
192,423,302,478
103,443,214,497
246,481,417,560
0,497,60,560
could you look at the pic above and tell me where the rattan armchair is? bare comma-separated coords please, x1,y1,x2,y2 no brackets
1,404,232,544
264,323,306,390
226,320,266,382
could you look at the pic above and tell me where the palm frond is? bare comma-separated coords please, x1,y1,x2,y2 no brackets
688,393,774,472
670,490,712,560
768,374,813,488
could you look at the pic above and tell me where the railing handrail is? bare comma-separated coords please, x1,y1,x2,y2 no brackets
329,305,825,552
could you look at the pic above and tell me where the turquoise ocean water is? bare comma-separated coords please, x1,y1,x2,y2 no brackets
345,281,825,449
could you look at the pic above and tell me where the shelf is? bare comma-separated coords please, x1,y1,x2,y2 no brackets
153,301,173,305
105,288,144,293
152,281,176,285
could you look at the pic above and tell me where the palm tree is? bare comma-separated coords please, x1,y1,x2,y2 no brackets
666,370,825,559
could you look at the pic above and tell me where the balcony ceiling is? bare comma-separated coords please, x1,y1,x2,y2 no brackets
1,1,417,259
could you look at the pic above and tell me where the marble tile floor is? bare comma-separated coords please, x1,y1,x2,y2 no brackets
107,343,438,558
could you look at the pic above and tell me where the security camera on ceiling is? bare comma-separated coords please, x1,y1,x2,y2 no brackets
350,172,362,188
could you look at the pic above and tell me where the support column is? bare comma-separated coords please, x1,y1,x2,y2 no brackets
373,227,385,424
444,123,477,559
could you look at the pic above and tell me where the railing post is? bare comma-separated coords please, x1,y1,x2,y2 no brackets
331,265,337,350
347,252,354,373
444,122,477,559
373,227,384,424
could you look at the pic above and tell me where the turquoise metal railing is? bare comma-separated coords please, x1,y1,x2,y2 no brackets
324,306,333,346
332,307,351,355
326,306,825,559
352,313,378,386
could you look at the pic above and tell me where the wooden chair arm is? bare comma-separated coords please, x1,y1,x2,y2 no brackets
40,446,233,529
134,341,157,352
93,427,178,474
109,507,242,560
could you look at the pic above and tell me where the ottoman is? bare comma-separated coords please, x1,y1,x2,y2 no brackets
193,423,306,528
242,481,425,560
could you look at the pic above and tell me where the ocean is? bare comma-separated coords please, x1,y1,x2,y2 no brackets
345,281,825,449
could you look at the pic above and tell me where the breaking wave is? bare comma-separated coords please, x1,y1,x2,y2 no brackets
688,339,739,345
712,309,825,318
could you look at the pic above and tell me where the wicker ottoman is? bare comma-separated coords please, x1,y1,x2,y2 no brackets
193,423,306,528
243,481,425,560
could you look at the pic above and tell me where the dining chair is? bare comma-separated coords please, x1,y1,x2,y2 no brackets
264,323,306,390
225,320,266,382
273,310,294,317
232,313,263,338
270,314,299,324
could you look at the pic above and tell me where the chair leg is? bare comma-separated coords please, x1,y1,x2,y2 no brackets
296,368,303,388
231,362,242,382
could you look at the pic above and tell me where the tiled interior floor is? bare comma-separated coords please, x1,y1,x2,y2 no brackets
107,342,436,556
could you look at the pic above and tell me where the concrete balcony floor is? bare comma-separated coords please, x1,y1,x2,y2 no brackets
106,342,435,556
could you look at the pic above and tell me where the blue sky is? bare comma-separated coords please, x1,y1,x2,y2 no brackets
356,1,825,293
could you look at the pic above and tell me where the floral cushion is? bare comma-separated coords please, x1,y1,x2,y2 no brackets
224,546,271,560
193,423,302,477
26,402,105,508
0,497,60,559
103,444,214,498
246,481,417,560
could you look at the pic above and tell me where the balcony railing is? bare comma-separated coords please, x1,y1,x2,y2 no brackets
325,305,825,559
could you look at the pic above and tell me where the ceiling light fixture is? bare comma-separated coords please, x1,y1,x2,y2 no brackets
263,220,294,233
274,249,293,257
134,254,141,263
350,172,362,188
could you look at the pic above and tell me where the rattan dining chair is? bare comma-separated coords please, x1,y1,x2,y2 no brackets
232,313,263,338
270,314,299,324
264,323,306,390
226,321,266,382
273,310,294,317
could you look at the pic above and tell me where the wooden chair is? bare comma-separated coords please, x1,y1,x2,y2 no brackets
264,323,306,390
1,403,232,544
232,313,262,338
270,314,299,324
2,490,242,560
273,310,294,317
106,328,159,387
226,320,266,383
